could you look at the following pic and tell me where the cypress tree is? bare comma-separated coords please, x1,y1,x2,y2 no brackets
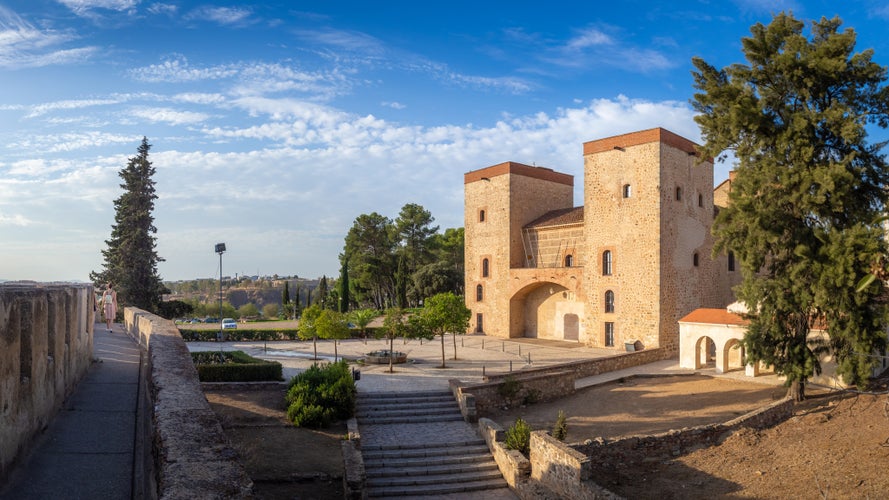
90,137,167,313
339,258,350,313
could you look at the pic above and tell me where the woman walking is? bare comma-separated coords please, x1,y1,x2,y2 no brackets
102,282,118,332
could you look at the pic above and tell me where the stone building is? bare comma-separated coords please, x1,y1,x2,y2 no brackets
463,128,739,353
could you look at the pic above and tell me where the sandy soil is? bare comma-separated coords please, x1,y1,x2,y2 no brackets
205,374,889,500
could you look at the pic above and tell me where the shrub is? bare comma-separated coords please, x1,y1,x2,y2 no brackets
522,388,541,405
498,376,522,406
552,410,568,441
285,361,356,427
505,417,531,456
190,351,283,382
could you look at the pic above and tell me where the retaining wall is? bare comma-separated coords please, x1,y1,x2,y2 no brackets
0,282,93,483
453,370,575,420
483,347,668,383
124,307,254,499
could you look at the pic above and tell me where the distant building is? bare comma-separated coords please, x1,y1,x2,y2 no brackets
463,128,739,353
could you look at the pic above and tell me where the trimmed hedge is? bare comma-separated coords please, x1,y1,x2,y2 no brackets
191,350,283,382
179,326,385,342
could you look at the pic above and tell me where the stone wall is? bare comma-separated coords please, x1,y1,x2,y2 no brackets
452,370,575,418
484,347,668,384
0,282,93,483
124,307,254,499
528,396,794,498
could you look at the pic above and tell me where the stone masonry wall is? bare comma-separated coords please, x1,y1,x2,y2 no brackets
0,282,93,483
124,307,253,499
453,370,575,417
484,347,668,384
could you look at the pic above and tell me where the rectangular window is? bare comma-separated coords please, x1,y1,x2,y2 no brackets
476,313,484,333
605,322,614,347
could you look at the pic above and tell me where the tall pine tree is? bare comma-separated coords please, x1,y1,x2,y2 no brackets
91,137,167,313
692,13,889,399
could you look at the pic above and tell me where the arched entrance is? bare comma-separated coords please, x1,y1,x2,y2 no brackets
509,281,583,341
694,336,716,369
722,338,745,373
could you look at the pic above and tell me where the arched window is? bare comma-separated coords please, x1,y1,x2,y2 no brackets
482,258,489,277
604,290,615,313
564,254,573,267
698,193,703,207
676,186,682,201
693,252,699,267
602,250,612,276
622,184,632,198
476,284,483,302
479,209,486,222
728,251,735,272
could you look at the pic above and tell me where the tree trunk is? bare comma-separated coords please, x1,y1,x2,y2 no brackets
313,335,318,360
388,336,394,373
440,334,446,368
334,340,338,362
788,380,805,401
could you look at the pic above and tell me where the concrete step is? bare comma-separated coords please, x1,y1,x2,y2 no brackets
366,477,509,498
358,393,454,405
362,443,490,459
365,458,499,477
362,439,486,452
356,405,459,418
367,467,504,487
357,413,465,425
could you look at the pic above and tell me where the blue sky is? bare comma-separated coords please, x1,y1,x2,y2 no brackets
2,1,889,282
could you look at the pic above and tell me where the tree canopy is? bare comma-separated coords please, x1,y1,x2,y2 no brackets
342,204,462,309
692,13,889,399
91,137,167,314
416,292,471,368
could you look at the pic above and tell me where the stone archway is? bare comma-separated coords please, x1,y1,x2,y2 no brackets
721,338,745,373
508,281,583,340
694,336,716,369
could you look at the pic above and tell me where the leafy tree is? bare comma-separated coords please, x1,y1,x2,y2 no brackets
282,281,291,318
379,308,429,373
692,13,889,400
409,261,463,303
343,212,397,309
350,308,377,339
416,292,471,368
395,202,439,274
316,309,351,362
317,276,329,309
298,304,323,359
237,303,259,318
90,137,167,313
262,303,280,320
395,254,408,309
338,258,350,313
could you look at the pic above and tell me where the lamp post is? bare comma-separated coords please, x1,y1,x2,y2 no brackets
215,243,226,341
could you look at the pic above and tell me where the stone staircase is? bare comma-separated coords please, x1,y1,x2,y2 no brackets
356,390,511,498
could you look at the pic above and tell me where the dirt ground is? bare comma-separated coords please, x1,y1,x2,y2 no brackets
206,375,889,500
205,386,345,500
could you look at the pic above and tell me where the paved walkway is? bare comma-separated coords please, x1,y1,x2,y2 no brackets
1,324,144,500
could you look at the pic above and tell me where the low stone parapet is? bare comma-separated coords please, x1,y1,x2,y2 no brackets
124,307,254,499
452,370,575,419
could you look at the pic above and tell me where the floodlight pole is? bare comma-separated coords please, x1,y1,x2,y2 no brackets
215,243,226,342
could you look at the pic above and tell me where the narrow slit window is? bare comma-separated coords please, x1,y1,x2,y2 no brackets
482,258,489,278
605,290,615,313
602,250,612,276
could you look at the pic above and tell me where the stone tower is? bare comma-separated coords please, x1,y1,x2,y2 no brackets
463,128,738,353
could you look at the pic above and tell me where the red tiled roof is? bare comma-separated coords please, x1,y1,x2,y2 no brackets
679,308,748,326
524,206,584,229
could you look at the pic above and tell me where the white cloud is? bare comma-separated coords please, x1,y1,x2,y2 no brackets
185,6,253,26
129,55,240,83
129,107,209,126
0,212,32,226
566,28,614,49
8,131,138,155
56,0,139,14
147,3,177,16
382,101,406,110
25,98,122,118
0,6,97,68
